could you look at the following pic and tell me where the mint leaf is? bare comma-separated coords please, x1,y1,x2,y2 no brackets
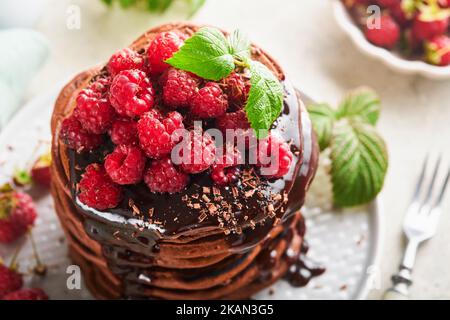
336,87,380,125
308,103,335,151
228,29,251,61
245,61,284,138
330,120,388,207
166,27,235,81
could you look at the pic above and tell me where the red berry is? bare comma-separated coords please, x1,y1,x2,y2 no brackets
144,158,189,193
412,14,449,42
31,152,52,187
254,135,293,178
390,2,415,27
109,118,138,145
105,145,146,185
74,81,115,134
221,72,250,106
216,109,250,132
190,82,228,119
60,116,103,152
375,0,399,8
0,265,23,297
110,69,155,118
439,0,450,8
211,146,242,185
2,288,48,300
174,130,216,174
161,68,199,108
147,32,185,75
365,15,400,49
0,186,37,243
78,164,122,210
107,48,144,76
138,110,184,159
425,35,450,66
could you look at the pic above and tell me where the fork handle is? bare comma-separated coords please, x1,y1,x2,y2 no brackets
384,265,413,300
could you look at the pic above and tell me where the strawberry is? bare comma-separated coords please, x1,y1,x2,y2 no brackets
31,152,52,187
0,264,23,297
375,0,400,8
365,15,401,48
439,0,450,8
0,184,37,243
425,35,450,66
412,4,449,41
2,288,48,300
390,0,417,26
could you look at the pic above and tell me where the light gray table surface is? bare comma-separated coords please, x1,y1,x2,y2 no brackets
16,0,450,299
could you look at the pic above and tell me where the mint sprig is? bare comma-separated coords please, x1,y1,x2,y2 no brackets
166,27,235,81
166,27,284,137
308,88,388,207
245,61,283,138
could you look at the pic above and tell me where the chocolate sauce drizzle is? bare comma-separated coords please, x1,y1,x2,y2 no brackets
68,80,325,296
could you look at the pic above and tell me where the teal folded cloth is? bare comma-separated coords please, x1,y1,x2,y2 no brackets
0,29,49,129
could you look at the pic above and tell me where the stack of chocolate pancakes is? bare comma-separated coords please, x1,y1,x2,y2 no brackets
50,23,320,299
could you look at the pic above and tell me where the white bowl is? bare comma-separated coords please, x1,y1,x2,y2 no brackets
332,0,450,79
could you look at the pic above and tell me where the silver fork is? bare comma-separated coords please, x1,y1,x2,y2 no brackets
384,155,450,300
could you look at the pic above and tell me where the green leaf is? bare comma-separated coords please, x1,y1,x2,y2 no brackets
102,0,113,6
330,120,388,207
166,27,235,81
188,0,206,17
336,87,380,125
228,29,251,61
159,0,174,12
245,61,284,138
119,0,137,8
307,103,335,151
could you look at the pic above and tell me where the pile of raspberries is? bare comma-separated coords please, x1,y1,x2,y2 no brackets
60,31,293,210
344,0,450,66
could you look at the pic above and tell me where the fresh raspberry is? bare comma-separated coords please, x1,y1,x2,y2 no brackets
211,146,242,185
254,135,293,178
425,35,450,66
365,15,400,49
31,152,52,188
2,288,48,300
74,82,115,134
412,14,449,42
60,116,103,152
190,82,228,119
78,164,122,210
144,158,189,193
0,265,23,297
439,0,450,8
211,166,241,186
221,72,250,106
105,145,146,185
0,186,37,243
110,69,155,118
109,118,138,145
147,32,185,75
107,48,144,76
161,68,199,108
138,110,184,159
174,130,216,174
216,110,250,132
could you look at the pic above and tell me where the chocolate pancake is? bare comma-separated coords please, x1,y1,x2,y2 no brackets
50,22,320,299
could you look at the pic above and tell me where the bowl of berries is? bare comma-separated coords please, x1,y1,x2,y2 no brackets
334,0,450,79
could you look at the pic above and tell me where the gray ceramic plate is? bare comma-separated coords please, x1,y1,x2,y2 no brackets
0,85,382,300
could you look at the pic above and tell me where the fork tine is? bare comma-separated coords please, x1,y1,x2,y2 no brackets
412,155,428,201
422,155,442,207
434,165,450,208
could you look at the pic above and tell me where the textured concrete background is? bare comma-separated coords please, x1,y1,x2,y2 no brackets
27,0,450,299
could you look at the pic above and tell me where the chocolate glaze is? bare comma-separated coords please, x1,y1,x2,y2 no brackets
67,80,323,297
